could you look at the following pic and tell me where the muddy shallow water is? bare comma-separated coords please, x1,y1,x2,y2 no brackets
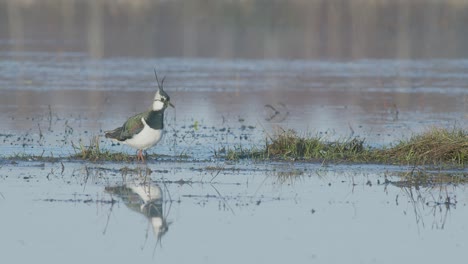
1,1,468,264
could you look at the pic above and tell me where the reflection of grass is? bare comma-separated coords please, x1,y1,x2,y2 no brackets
275,169,305,184
226,127,468,167
387,171,468,187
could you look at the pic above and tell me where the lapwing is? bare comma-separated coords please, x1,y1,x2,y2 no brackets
105,70,174,162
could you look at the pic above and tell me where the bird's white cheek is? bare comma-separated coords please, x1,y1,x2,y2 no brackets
153,100,165,111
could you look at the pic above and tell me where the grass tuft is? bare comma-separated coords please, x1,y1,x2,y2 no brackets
71,136,133,162
225,127,468,167
265,129,368,162
380,127,468,166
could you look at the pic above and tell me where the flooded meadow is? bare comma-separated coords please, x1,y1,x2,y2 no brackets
1,1,467,263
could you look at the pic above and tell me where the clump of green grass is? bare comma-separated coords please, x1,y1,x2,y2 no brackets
379,127,467,166
265,129,369,162
225,127,468,167
71,136,133,162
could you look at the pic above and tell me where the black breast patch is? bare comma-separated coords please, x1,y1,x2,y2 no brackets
145,110,164,130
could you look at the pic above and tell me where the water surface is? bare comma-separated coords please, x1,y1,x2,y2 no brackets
1,161,466,264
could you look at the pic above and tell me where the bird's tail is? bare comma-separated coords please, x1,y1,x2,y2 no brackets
104,127,123,140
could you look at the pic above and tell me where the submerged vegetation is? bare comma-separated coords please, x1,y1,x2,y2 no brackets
4,127,467,168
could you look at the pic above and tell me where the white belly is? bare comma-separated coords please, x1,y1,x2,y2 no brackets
124,118,163,150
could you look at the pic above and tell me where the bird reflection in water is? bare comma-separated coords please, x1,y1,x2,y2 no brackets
105,179,170,244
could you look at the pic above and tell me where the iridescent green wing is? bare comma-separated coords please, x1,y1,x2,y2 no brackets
120,110,151,140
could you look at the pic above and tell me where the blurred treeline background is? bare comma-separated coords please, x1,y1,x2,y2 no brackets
1,0,467,59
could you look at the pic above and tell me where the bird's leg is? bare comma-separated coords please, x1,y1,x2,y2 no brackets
139,149,145,163
135,150,140,162
136,149,142,162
